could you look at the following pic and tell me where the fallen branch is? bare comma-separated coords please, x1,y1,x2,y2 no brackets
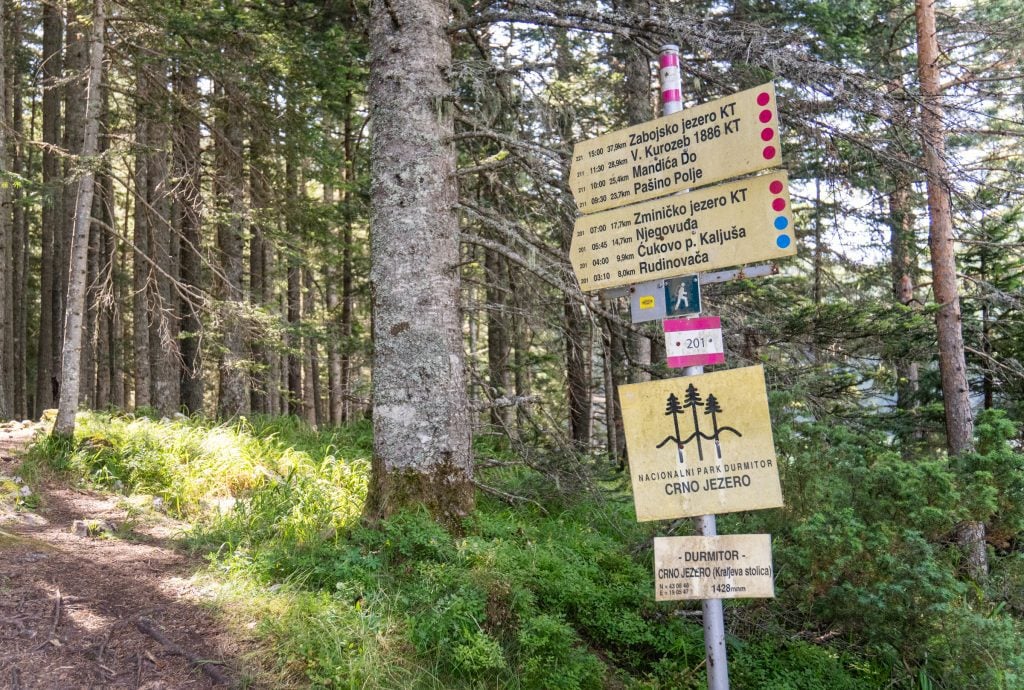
473,480,549,515
135,617,231,686
32,589,62,651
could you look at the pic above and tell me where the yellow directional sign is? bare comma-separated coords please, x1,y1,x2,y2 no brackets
571,83,782,214
619,365,783,522
654,534,775,601
571,172,795,292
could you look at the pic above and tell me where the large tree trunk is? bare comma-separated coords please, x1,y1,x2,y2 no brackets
175,65,204,414
364,0,474,525
54,0,104,437
915,0,984,577
37,0,63,415
57,0,90,407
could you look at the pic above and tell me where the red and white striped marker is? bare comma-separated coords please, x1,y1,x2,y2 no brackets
665,316,725,368
659,45,682,116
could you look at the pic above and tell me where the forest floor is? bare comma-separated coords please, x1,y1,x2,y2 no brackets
0,422,245,689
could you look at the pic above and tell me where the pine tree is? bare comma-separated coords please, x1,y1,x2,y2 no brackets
704,393,723,460
683,383,705,462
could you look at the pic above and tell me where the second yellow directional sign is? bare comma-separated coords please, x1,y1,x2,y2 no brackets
571,83,782,214
571,172,796,292
619,365,783,522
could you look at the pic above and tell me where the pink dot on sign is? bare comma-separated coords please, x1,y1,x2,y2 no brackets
759,109,773,123
772,198,786,211
757,92,770,106
769,180,784,194
763,145,777,159
761,127,774,142
662,89,682,102
660,53,679,68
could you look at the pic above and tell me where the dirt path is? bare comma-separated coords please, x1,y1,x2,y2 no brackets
0,423,245,689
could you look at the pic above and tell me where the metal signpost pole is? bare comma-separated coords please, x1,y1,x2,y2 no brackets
658,44,730,690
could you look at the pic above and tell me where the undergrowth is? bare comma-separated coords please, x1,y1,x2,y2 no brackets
27,408,1024,689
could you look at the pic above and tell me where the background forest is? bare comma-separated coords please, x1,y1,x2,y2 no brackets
2,0,1024,687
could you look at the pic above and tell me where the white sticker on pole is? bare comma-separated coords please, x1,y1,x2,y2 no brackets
654,534,775,601
664,316,724,368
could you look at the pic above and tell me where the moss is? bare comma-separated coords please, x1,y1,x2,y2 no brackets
364,452,474,533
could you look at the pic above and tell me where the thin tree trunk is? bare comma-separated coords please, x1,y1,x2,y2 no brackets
305,267,323,427
617,2,652,386
95,152,113,408
285,144,303,417
915,0,984,577
364,0,474,525
287,253,302,416
510,265,532,430
324,176,343,426
81,179,100,406
10,6,28,417
54,0,104,437
890,170,919,410
37,0,63,415
214,76,249,418
339,110,356,422
132,74,151,410
146,61,179,415
174,66,204,415
555,33,591,450
0,0,10,419
248,104,270,415
485,248,512,431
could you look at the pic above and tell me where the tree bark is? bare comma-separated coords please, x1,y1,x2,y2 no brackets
132,67,152,410
247,100,271,416
9,5,28,417
0,0,11,419
555,33,591,450
485,248,513,431
364,0,474,525
287,252,302,417
890,169,919,410
214,76,250,419
915,0,984,577
340,115,357,423
37,0,64,415
285,141,303,418
145,61,179,415
54,0,104,437
324,175,343,426
304,267,323,427
175,65,204,414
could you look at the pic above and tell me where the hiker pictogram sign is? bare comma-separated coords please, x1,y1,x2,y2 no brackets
618,365,783,521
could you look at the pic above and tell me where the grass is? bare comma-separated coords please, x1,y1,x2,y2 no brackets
27,410,888,689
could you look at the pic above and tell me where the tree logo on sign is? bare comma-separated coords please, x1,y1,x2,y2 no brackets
657,384,742,464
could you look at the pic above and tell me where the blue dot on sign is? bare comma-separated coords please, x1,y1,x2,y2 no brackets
774,216,789,230
776,235,791,249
